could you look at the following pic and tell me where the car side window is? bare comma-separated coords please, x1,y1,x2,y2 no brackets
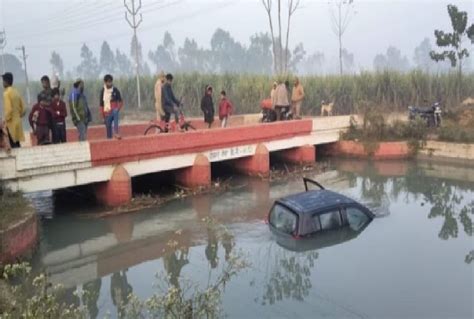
319,210,342,231
270,204,298,235
346,207,370,231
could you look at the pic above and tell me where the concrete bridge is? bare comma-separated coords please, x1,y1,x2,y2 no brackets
0,115,353,206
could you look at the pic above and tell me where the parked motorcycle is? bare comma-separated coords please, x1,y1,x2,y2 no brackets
260,99,293,122
408,101,442,127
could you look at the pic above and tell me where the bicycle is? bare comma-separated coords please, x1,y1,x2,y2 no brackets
144,108,196,135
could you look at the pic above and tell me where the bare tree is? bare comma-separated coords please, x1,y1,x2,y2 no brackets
329,0,355,75
262,0,278,74
284,0,301,73
261,0,302,75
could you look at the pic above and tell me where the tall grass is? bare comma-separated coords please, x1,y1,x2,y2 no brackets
9,71,474,117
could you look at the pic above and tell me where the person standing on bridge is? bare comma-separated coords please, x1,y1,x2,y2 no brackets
2,72,26,148
51,88,68,143
154,71,166,122
162,73,181,132
40,75,53,104
291,77,305,119
29,93,53,145
100,74,123,139
274,80,290,121
218,90,233,128
69,79,92,142
201,85,214,129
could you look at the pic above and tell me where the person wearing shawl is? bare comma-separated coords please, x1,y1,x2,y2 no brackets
100,74,123,139
201,85,214,128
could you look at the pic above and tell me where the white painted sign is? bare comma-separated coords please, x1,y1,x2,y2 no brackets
207,145,255,162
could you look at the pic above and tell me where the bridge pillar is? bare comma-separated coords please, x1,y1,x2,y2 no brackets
233,144,269,177
279,144,316,164
95,165,132,207
175,154,211,189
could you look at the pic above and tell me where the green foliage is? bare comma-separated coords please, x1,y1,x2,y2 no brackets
430,4,474,72
341,101,428,154
0,183,29,228
438,122,474,143
15,71,474,120
1,263,86,319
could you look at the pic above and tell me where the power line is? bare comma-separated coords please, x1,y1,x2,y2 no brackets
21,0,238,50
8,0,175,41
16,45,31,105
125,0,143,109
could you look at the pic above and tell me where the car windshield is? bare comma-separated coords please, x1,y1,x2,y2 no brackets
269,204,297,235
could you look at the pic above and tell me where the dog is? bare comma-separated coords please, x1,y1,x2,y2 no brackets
461,97,474,106
320,101,334,116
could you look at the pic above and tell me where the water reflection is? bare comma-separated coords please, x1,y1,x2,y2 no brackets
110,271,133,318
82,278,102,319
26,160,473,318
334,158,474,264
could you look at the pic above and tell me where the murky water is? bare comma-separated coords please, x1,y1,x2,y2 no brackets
30,159,473,318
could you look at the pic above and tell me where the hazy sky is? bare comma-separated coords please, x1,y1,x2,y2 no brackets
0,0,473,78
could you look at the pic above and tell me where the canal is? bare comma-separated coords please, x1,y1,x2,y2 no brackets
29,158,473,318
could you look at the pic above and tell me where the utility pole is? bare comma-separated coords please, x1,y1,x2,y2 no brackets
16,45,31,105
124,0,143,109
0,29,6,74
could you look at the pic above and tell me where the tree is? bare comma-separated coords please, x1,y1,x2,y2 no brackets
430,4,474,74
298,51,325,75
288,42,306,72
49,51,64,78
99,41,116,75
373,46,410,72
178,38,210,72
246,33,273,74
210,28,246,73
261,0,302,75
77,43,99,80
329,0,355,75
341,48,354,73
115,49,133,76
149,31,178,73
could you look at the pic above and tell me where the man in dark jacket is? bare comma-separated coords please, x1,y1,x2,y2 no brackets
29,93,53,145
201,85,214,128
162,73,181,132
40,75,53,103
51,88,68,143
69,79,92,141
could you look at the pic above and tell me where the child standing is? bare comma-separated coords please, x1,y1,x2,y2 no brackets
29,93,53,145
51,88,68,143
218,90,233,128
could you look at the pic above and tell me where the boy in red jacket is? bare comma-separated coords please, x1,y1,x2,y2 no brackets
218,90,233,128
51,88,68,143
29,93,53,145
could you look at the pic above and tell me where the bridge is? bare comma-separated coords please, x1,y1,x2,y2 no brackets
0,115,354,207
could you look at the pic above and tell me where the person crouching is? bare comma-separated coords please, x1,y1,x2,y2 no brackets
100,74,123,139
29,93,53,145
218,90,233,128
51,88,68,143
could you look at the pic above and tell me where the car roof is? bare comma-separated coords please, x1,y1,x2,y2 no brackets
276,189,358,215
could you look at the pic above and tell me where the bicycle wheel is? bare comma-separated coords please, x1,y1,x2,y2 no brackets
144,125,164,135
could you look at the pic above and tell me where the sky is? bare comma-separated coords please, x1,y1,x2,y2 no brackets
0,0,473,79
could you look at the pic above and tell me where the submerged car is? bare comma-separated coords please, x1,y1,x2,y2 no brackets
268,178,375,240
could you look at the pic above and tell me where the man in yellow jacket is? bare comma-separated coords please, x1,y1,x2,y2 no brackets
291,77,305,120
154,71,166,121
2,72,25,148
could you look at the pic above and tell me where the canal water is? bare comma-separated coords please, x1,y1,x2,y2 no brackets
30,159,473,318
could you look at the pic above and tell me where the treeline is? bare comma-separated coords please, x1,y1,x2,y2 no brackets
17,71,474,118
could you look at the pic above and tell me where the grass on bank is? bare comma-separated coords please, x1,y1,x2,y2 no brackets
0,184,30,230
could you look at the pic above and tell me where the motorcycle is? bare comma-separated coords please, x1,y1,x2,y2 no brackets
260,99,293,122
408,101,442,127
